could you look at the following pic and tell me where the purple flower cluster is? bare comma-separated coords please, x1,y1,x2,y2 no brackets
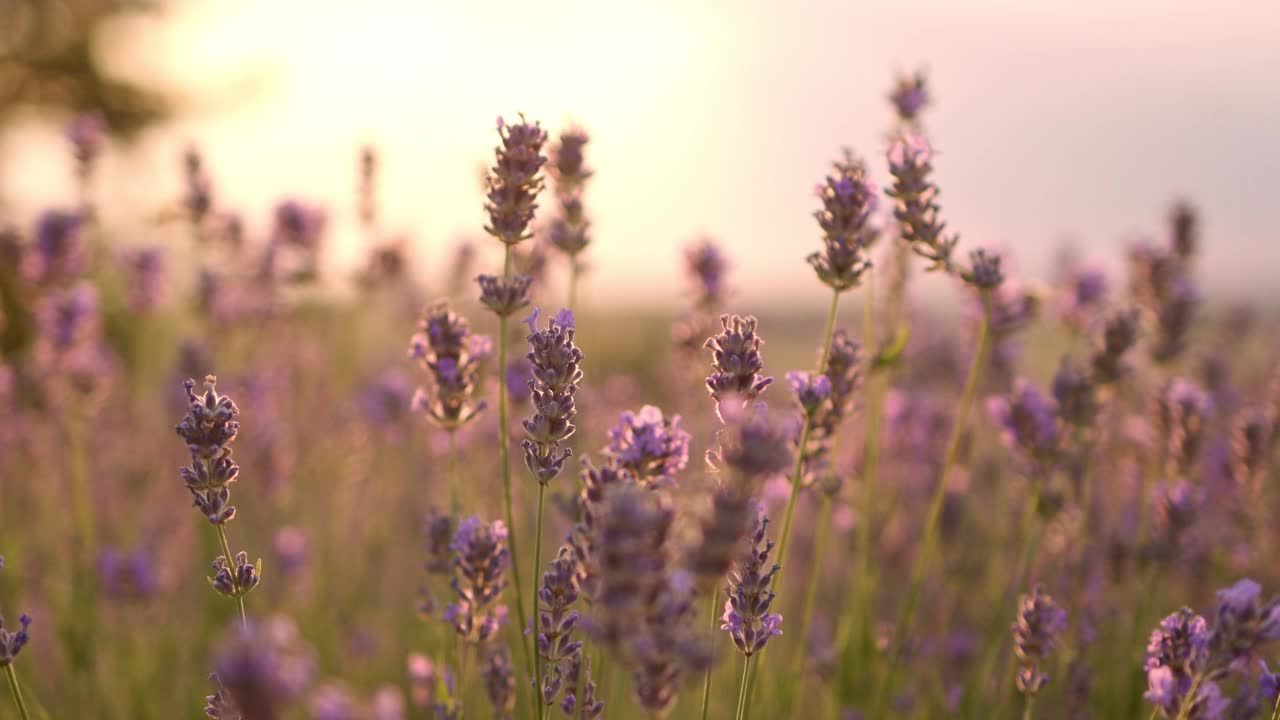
208,617,315,720
714,400,796,486
536,548,585,708
808,150,877,292
484,115,548,246
445,517,510,644
0,612,31,667
604,405,690,487
987,380,1060,473
1143,580,1280,719
888,69,929,123
705,315,774,413
98,544,160,601
685,238,728,311
1154,377,1213,478
1011,584,1067,696
721,504,783,657
521,308,583,484
548,127,592,259
483,646,515,719
476,273,534,318
25,210,85,286
567,460,634,601
408,301,490,432
886,134,956,273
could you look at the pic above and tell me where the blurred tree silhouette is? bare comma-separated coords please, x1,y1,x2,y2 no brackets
0,0,170,135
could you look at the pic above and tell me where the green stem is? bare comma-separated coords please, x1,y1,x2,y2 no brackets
734,655,754,720
1173,675,1205,720
773,288,842,576
1270,687,1280,720
533,483,547,720
214,523,248,629
4,665,32,720
498,243,535,713
700,591,720,720
875,288,993,713
1022,693,1036,720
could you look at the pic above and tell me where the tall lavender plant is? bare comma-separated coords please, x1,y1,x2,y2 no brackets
547,126,593,310
473,115,547,704
175,376,261,627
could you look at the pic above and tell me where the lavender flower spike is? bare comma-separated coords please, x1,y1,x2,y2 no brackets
787,371,833,417
889,69,930,123
0,613,31,667
485,115,548,246
1011,584,1067,696
722,504,783,657
705,315,774,411
176,376,243,526
537,548,584,708
886,134,956,273
408,301,489,431
808,150,877,292
521,308,583,485
604,405,691,487
446,517,510,644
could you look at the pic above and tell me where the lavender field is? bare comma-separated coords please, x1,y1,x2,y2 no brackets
3,10,1280,719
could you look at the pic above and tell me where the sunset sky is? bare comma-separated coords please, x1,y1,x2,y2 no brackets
2,0,1278,308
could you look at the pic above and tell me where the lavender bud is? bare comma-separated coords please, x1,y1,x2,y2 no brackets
0,612,32,667
1200,580,1280,677
482,646,516,720
987,380,1060,472
722,504,782,657
409,302,489,431
521,308,583,485
684,238,729,311
886,135,956,273
98,545,160,600
1154,378,1213,477
538,548,584,707
568,460,636,601
476,274,533,318
446,517,510,643
424,509,454,576
1169,200,1197,261
65,110,106,179
485,115,548,245
787,371,833,417
888,69,929,123
203,673,241,719
808,150,876,291
965,248,1005,290
1090,307,1141,385
595,484,674,649
1227,408,1271,493
603,405,690,487
26,210,85,286
685,485,756,592
714,401,795,484
1011,584,1067,696
705,315,774,409
211,617,315,720
1052,359,1098,429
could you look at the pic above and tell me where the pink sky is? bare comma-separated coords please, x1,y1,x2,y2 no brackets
2,0,1277,308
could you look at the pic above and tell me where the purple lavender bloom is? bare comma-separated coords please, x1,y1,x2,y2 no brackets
1200,580,1280,675
310,684,359,720
1260,660,1280,706
0,612,31,667
1011,584,1067,696
1145,608,1209,675
273,526,309,578
548,126,592,259
685,484,756,593
26,210,85,286
888,69,929,123
631,570,705,714
423,509,454,577
965,248,1005,290
121,246,166,313
211,617,315,720
787,370,833,417
684,238,729,310
406,654,455,711
409,302,489,432
705,315,774,412
567,460,637,601
604,405,690,487
1228,408,1271,493
722,504,782,657
521,308,584,485
987,379,1060,470
65,110,106,178
886,134,956,273
203,673,241,720
537,548,584,708
272,199,327,250
1057,266,1108,330
714,400,796,486
1090,307,1141,385
1155,377,1213,477
595,483,674,649
483,645,516,719
1145,666,1228,719
808,150,877,291
504,357,535,404
1152,277,1198,365
551,127,592,195
183,146,215,225
476,273,534,318
446,517,510,644
176,376,243,525
98,544,160,600
485,115,548,245
357,368,412,434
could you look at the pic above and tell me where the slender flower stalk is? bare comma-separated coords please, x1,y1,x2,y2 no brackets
520,306,582,719
476,114,547,701
1,590,33,720
1011,584,1067,719
175,376,261,628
